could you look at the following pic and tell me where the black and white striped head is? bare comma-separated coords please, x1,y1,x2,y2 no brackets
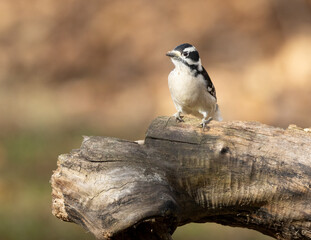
166,43,202,71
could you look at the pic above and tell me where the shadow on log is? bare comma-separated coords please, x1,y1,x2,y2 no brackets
51,116,311,240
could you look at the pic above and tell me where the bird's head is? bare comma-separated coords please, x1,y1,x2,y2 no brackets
166,43,202,71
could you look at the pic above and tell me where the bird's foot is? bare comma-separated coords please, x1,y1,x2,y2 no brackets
173,113,184,122
199,117,213,131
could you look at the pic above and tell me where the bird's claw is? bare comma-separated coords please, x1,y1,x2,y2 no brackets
199,122,209,131
173,113,184,122
175,115,184,122
199,117,213,131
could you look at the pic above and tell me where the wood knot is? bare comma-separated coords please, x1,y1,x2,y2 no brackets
220,146,230,154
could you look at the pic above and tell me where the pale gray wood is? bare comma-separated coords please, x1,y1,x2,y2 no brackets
51,116,311,240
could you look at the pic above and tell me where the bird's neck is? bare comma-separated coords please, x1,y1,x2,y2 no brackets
172,59,202,76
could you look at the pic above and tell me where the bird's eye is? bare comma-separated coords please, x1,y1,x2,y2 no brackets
182,51,189,57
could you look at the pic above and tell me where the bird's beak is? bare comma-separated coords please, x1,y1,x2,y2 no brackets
166,50,181,58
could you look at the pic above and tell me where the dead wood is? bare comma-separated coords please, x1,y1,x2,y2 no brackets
51,116,311,240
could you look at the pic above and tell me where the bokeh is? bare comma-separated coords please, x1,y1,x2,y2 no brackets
0,0,310,239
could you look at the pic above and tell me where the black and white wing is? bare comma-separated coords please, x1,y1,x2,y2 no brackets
200,66,217,100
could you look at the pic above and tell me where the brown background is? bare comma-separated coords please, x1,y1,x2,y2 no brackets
0,0,310,239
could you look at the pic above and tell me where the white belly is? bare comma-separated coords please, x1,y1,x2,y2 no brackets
168,69,215,115
169,70,198,105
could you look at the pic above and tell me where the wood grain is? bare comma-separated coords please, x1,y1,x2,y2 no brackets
51,116,311,240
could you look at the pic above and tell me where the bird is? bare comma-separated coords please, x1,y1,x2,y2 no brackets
166,43,222,129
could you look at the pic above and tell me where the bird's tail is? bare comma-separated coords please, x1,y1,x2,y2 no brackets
214,104,222,121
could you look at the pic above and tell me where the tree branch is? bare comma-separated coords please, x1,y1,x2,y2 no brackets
51,116,311,240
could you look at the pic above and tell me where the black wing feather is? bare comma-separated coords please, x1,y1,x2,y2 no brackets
200,67,216,99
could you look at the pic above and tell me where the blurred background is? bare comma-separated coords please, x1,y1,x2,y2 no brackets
0,0,310,239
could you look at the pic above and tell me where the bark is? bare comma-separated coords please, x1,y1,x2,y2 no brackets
51,116,311,240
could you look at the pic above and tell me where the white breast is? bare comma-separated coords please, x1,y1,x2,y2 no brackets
170,69,215,105
169,70,199,105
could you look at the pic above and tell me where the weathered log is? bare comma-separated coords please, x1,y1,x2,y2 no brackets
51,116,311,240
